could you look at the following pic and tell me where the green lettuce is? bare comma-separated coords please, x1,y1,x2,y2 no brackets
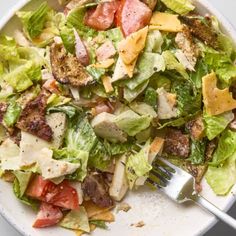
188,139,206,165
60,26,75,54
206,152,236,195
162,50,189,79
126,141,152,189
86,66,106,80
47,105,78,118
104,140,134,156
211,129,236,166
125,52,165,90
13,178,39,210
14,171,32,197
4,60,41,92
172,81,201,117
115,110,152,136
145,30,163,53
16,2,49,39
3,97,21,127
129,102,157,118
160,0,195,15
204,111,234,140
0,35,19,61
47,93,71,107
60,207,90,232
53,148,89,181
144,87,157,110
124,80,149,103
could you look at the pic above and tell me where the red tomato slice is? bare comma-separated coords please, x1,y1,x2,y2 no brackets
84,1,120,30
26,175,79,210
26,175,53,199
44,181,79,210
116,0,152,36
33,202,63,228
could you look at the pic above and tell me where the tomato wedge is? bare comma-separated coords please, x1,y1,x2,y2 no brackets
116,0,152,36
26,175,79,210
33,202,63,228
84,1,120,31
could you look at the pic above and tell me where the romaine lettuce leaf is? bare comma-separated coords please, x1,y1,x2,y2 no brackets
14,171,32,197
206,152,236,195
60,207,90,232
188,139,206,165
4,60,42,92
13,178,39,210
3,97,21,127
172,81,201,117
124,80,149,103
160,0,195,15
126,141,152,189
104,140,134,156
60,26,75,54
16,2,49,39
144,87,158,110
0,35,19,61
47,93,71,107
47,105,78,118
125,52,165,90
211,129,236,166
129,102,157,118
145,30,163,53
204,111,234,140
86,66,106,81
53,148,89,181
115,110,152,136
162,50,189,79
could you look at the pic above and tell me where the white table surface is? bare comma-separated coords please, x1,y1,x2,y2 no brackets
0,0,236,235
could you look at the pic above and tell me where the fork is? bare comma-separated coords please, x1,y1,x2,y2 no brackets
147,157,236,230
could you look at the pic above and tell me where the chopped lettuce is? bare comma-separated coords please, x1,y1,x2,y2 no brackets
0,35,19,61
53,148,89,181
16,2,49,39
144,87,158,110
172,81,201,117
124,80,149,103
211,129,236,166
126,141,152,189
13,178,39,210
60,207,90,232
104,140,134,156
125,52,165,90
162,50,189,79
60,26,75,54
160,0,195,15
13,171,32,197
204,111,234,141
190,59,208,89
145,30,163,53
47,93,71,107
129,102,157,118
188,139,206,165
115,110,152,136
206,152,236,195
86,66,106,81
3,97,21,127
47,105,78,118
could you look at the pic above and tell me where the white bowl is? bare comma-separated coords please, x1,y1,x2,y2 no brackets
0,0,236,236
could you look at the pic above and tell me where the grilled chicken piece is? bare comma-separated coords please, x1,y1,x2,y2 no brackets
186,116,205,140
82,173,114,208
205,139,217,162
180,16,218,49
50,43,93,88
16,91,53,142
164,129,190,158
175,25,199,70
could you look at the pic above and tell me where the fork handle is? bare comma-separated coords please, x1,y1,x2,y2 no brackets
195,195,236,230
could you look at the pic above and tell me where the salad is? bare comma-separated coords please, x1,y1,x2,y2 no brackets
0,0,236,234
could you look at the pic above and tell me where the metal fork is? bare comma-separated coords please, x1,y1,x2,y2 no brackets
147,157,236,230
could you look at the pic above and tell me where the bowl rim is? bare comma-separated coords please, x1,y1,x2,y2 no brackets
0,0,236,236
